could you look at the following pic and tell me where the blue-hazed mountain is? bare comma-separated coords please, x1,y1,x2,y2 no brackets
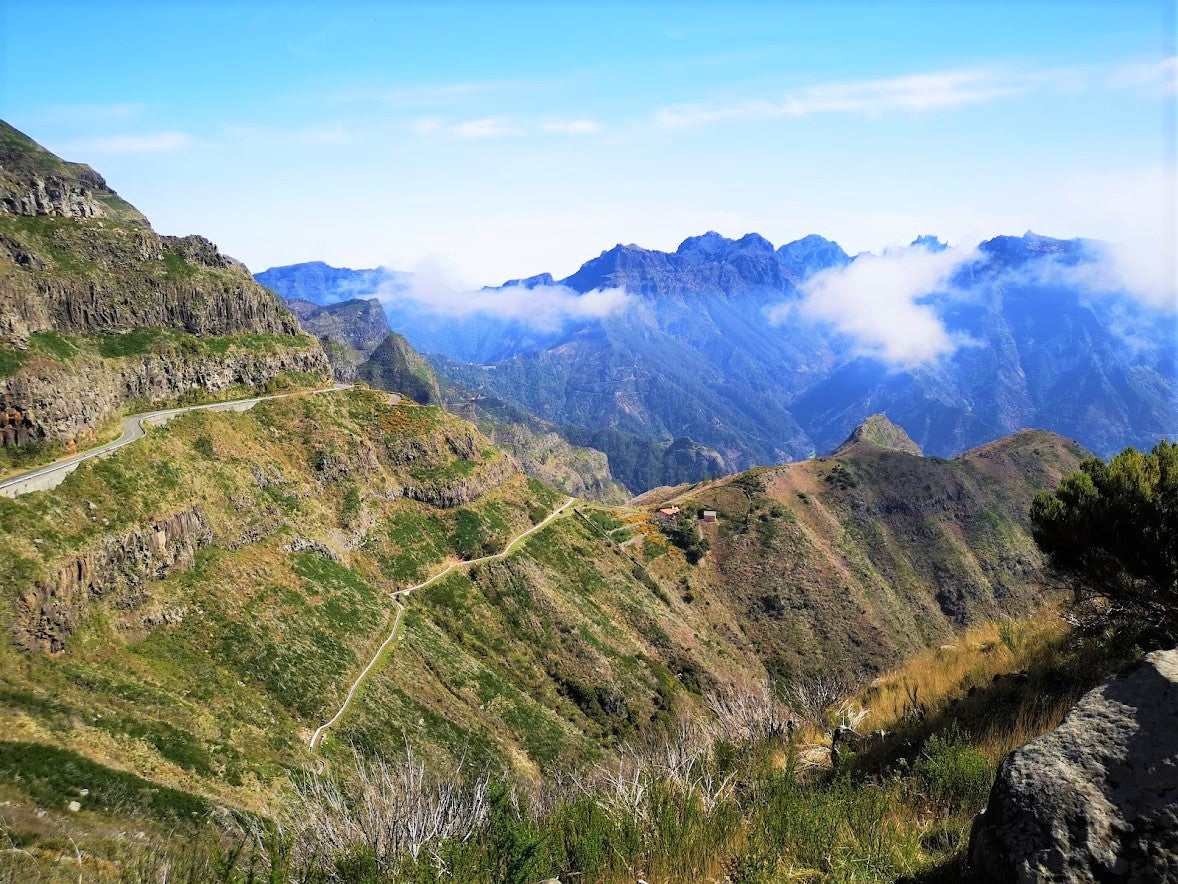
257,230,1176,493
255,261,404,306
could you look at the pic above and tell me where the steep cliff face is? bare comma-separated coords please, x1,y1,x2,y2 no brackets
0,120,329,450
287,297,390,355
0,338,326,446
0,119,148,227
15,506,211,652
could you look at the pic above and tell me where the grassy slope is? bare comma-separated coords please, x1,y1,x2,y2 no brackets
0,396,1089,877
658,431,1088,680
0,393,553,797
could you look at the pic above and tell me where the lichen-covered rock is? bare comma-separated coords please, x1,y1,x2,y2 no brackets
968,649,1178,883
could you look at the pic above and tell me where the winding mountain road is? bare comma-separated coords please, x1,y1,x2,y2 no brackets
0,384,356,498
308,496,575,756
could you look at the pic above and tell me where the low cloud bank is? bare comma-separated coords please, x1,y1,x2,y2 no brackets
770,206,1175,368
378,264,629,331
770,242,974,366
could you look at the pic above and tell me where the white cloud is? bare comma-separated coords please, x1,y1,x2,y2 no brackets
1057,166,1177,311
377,262,630,330
452,117,522,138
542,119,602,135
656,68,1021,127
55,132,194,154
770,242,975,365
1110,56,1177,96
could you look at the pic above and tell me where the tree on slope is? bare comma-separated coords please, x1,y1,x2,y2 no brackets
1031,440,1177,642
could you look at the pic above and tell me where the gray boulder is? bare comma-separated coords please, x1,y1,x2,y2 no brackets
968,648,1178,882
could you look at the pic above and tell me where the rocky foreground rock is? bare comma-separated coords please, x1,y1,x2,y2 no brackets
968,648,1178,882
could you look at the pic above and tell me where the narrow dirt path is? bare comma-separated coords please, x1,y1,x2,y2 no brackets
307,496,575,758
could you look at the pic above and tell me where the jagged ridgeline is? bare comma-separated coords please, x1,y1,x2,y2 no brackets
0,120,329,454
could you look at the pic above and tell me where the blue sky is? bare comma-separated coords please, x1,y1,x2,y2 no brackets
1,1,1174,286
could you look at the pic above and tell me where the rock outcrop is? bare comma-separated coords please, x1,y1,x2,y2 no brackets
0,119,330,447
968,649,1178,882
286,297,392,381
14,507,212,651
0,121,301,344
1,343,326,447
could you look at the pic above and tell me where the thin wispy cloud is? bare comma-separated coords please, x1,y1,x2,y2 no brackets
542,119,602,135
452,117,523,138
30,102,144,124
656,68,1025,127
1110,55,1178,96
412,117,602,138
54,132,194,154
222,123,355,146
335,80,510,109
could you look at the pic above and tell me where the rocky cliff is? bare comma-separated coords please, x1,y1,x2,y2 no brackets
0,120,329,451
285,296,391,381
15,506,211,652
1,338,325,446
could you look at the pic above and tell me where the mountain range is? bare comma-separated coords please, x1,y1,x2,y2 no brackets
0,115,1164,879
258,230,1175,492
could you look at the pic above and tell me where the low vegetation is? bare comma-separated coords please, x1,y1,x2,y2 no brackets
1031,440,1177,641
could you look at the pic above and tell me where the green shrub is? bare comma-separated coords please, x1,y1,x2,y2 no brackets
97,327,164,357
28,330,77,359
913,726,994,812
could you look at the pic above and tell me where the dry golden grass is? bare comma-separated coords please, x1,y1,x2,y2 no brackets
855,609,1072,760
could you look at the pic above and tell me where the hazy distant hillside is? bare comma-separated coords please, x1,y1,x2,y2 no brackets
255,261,404,307
259,230,1174,492
439,231,1175,477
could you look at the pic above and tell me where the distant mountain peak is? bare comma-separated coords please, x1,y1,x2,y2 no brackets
676,231,734,257
734,232,774,252
835,414,923,456
500,272,555,289
776,234,851,277
910,234,948,252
